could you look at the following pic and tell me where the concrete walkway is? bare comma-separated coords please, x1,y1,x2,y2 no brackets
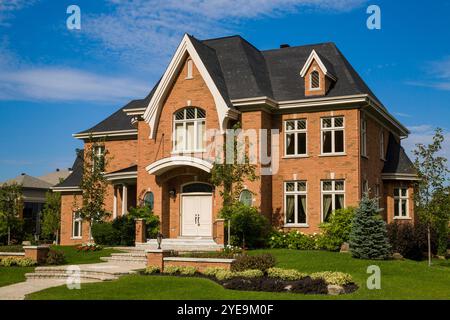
0,261,144,300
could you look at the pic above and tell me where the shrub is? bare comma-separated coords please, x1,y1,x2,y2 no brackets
112,216,135,246
310,271,353,286
91,222,120,245
267,267,307,281
268,230,318,250
234,269,264,278
290,276,328,294
202,267,226,277
162,265,180,275
128,206,160,238
144,266,160,274
46,249,66,265
224,203,271,248
0,257,16,267
215,269,234,281
0,245,24,252
178,266,197,276
231,254,276,272
15,257,36,267
317,207,355,251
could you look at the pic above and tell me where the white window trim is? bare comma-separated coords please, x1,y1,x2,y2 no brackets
284,119,308,157
394,187,410,219
92,146,105,171
361,116,367,157
320,117,345,156
72,212,82,239
380,129,386,160
309,70,321,91
321,180,345,222
284,181,308,227
186,59,193,79
172,108,206,153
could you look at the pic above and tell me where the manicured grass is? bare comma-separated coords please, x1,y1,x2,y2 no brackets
0,245,24,252
0,266,34,287
26,249,450,300
50,245,122,265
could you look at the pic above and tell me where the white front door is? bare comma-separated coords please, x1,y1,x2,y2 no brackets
181,195,212,237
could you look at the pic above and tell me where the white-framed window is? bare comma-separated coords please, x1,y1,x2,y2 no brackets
394,188,409,218
93,145,105,171
173,107,206,153
310,70,320,90
186,59,193,79
239,189,253,207
380,129,385,160
321,180,345,222
284,181,307,226
285,119,307,156
72,212,82,239
361,116,367,157
321,117,345,155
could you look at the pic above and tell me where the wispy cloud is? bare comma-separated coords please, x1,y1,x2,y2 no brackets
407,56,450,91
0,0,36,26
82,0,368,69
402,125,450,160
394,112,412,118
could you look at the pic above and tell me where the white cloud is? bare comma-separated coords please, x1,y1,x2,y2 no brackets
0,0,36,26
402,125,450,161
407,56,450,91
82,0,368,69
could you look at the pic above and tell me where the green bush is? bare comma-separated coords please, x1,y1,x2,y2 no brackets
215,269,234,281
46,249,66,265
310,271,353,286
91,222,120,245
231,254,275,272
234,269,264,278
202,267,226,277
178,266,197,276
0,245,24,252
317,207,355,251
144,266,160,274
268,230,318,250
15,257,36,267
267,267,307,281
162,265,180,275
223,203,270,248
128,206,160,238
112,216,135,246
0,257,16,267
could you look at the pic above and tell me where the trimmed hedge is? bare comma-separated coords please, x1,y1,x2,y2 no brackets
231,254,276,272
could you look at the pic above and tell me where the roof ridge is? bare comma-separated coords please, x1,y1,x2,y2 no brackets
261,41,336,53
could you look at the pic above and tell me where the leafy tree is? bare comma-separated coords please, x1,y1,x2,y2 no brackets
41,191,61,244
0,183,23,245
349,194,391,260
128,206,160,238
413,128,449,263
75,139,111,241
318,207,355,251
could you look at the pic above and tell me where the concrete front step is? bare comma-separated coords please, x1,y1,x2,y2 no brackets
100,256,146,264
25,272,117,281
138,238,224,252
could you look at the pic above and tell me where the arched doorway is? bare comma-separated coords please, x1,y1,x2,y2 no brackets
180,182,213,237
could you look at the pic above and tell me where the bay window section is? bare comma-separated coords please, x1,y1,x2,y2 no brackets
322,180,345,222
173,107,206,153
394,188,409,218
285,119,307,156
284,181,307,226
321,117,345,155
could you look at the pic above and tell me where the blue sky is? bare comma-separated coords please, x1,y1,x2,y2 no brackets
0,0,449,181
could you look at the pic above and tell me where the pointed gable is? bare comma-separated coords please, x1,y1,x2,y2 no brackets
300,49,337,97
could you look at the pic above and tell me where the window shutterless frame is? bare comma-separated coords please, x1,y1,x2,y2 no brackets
172,107,206,153
72,212,82,239
361,116,367,157
284,119,307,157
394,187,409,218
309,70,321,90
321,180,345,222
320,116,345,155
283,181,308,226
380,129,385,160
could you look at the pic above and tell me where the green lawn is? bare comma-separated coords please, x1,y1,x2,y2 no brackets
26,249,450,300
0,266,35,287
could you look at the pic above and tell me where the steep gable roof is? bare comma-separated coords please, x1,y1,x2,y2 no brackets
382,133,418,179
3,174,53,189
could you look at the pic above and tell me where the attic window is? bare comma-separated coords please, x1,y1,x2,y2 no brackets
186,59,193,79
310,70,320,89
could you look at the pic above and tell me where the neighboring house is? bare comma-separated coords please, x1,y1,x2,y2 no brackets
2,169,70,235
53,34,419,246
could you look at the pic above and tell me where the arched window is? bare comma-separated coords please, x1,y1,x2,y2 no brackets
143,192,154,211
239,189,253,206
310,70,320,89
182,183,213,193
173,107,206,152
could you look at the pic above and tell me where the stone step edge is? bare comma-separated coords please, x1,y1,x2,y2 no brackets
34,267,131,276
25,273,117,281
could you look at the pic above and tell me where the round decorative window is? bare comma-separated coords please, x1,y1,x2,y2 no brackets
239,190,253,206
143,192,154,210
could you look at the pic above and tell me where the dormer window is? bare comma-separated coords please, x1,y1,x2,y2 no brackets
310,70,320,89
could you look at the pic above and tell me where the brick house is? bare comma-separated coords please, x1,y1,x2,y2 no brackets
53,34,419,246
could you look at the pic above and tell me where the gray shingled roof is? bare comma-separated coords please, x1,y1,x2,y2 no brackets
53,150,84,188
382,133,417,175
78,35,387,134
38,170,71,186
2,174,53,189
106,165,137,175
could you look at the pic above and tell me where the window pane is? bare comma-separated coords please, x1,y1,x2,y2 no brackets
175,110,185,120
322,118,332,128
297,119,306,130
394,199,399,216
286,195,295,224
186,108,195,119
394,188,399,197
334,117,344,127
175,123,184,150
336,194,344,210
311,71,320,88
285,182,295,192
335,181,344,191
186,122,195,150
297,195,306,224
197,108,206,119
239,190,253,206
323,131,332,153
144,192,154,210
298,181,306,192
286,133,295,155
401,200,407,216
197,121,205,149
335,130,344,152
74,221,79,237
323,181,332,191
286,121,295,131
401,189,407,197
323,194,332,222
297,133,306,155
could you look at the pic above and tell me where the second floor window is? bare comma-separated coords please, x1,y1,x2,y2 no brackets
173,107,206,152
321,117,345,155
93,146,105,171
285,119,307,156
361,117,367,157
394,188,409,218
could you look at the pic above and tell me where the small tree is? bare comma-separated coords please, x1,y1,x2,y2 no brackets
413,128,449,264
76,139,111,241
41,191,61,244
349,194,391,260
0,183,23,245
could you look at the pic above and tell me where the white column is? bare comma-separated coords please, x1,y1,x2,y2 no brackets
122,184,127,216
113,186,117,219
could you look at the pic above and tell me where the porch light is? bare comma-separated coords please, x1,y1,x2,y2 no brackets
169,188,176,198
156,232,163,250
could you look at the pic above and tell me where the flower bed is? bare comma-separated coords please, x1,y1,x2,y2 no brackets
76,243,103,252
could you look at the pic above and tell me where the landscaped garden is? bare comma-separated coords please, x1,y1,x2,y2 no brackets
26,249,450,300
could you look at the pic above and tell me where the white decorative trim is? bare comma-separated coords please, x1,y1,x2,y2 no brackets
73,129,137,139
146,156,213,175
104,171,138,181
123,107,146,116
143,34,235,138
381,173,420,181
51,186,81,192
300,50,337,81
